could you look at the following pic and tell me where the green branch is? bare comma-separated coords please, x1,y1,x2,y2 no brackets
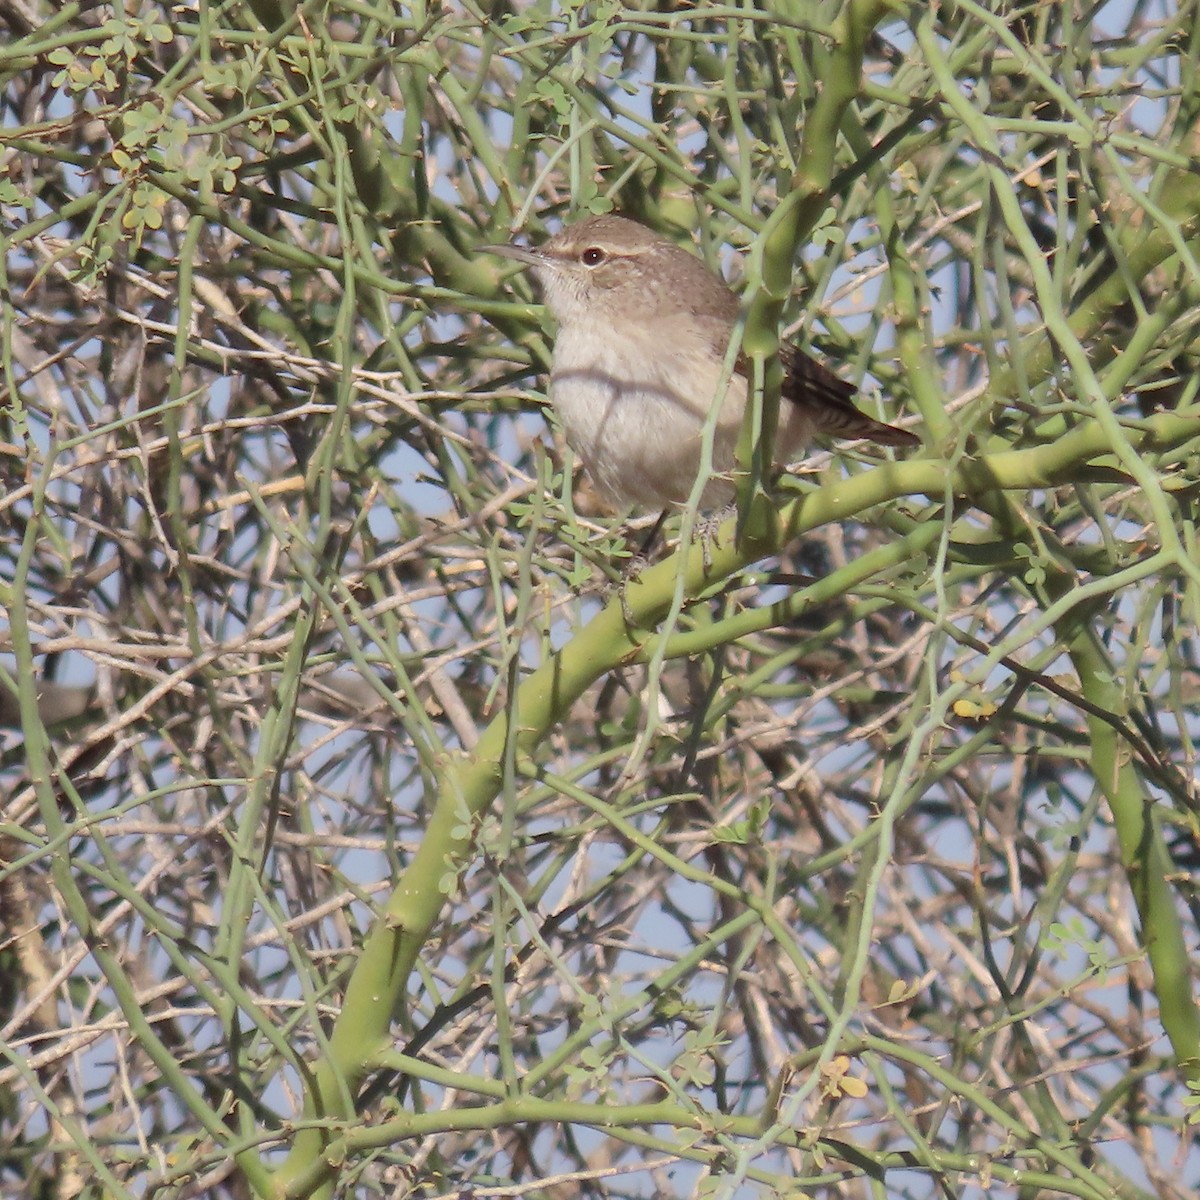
271,406,1197,1192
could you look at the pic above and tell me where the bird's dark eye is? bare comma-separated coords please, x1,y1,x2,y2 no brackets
581,247,606,266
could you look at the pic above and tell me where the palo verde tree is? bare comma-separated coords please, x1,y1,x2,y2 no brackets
1,2,1198,1198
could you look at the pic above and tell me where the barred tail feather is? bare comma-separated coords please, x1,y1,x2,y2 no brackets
778,342,919,448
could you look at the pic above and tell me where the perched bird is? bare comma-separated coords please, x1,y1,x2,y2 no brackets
484,214,918,511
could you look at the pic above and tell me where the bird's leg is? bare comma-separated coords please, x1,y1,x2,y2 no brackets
632,509,669,570
617,508,669,626
696,502,737,573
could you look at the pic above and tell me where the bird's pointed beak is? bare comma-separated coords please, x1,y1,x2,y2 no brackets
479,241,543,270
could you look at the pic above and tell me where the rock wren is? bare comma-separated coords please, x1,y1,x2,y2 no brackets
484,214,918,511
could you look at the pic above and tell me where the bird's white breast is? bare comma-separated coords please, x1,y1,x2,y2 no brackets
548,320,747,509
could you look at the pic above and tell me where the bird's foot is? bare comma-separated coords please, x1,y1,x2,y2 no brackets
695,503,737,573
